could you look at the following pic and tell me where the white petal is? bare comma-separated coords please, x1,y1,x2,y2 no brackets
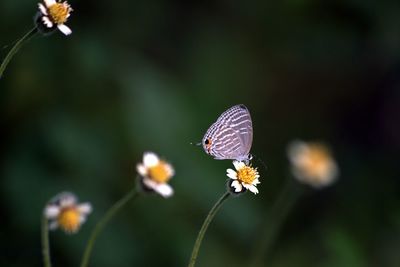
42,16,53,28
59,194,77,207
143,152,159,167
143,178,173,197
244,184,259,194
48,220,59,230
253,178,261,185
44,205,60,218
287,140,307,163
165,163,175,177
226,169,238,179
233,160,245,171
77,203,92,215
38,3,47,15
142,177,158,191
57,24,72,35
154,183,174,198
136,164,148,176
231,180,243,192
44,0,56,8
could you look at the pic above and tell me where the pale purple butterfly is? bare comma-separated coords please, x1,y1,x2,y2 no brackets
202,104,253,162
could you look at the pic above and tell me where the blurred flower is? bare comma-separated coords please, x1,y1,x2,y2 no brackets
287,140,339,188
36,0,73,35
136,152,175,198
227,161,260,194
44,192,92,234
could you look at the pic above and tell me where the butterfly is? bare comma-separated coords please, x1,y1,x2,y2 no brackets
202,104,253,162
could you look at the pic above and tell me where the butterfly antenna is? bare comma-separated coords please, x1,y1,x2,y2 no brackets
190,141,202,146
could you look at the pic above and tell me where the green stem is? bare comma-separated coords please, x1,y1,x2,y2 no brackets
80,187,139,267
41,215,52,267
188,191,231,267
0,27,38,79
250,179,302,267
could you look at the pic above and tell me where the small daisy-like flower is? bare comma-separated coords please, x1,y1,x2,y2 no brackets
287,140,339,188
226,161,260,195
35,0,73,35
136,152,175,198
44,192,92,234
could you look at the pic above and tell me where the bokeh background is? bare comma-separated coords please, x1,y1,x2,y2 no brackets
1,0,400,266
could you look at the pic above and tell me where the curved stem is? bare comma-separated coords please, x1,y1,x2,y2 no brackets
188,191,231,267
249,178,302,267
80,187,139,267
41,215,52,267
0,27,38,79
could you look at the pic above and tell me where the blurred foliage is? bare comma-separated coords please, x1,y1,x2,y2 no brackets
1,0,400,266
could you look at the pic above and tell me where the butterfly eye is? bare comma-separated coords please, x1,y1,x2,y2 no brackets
204,138,212,147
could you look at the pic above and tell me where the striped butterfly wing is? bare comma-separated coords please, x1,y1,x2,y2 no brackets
202,104,253,161
208,122,242,160
227,104,253,158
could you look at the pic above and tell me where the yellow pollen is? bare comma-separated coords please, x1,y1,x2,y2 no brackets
48,3,70,24
237,166,258,184
148,161,171,183
57,207,81,233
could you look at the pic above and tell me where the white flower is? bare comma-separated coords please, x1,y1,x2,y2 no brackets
136,152,175,198
287,140,339,188
44,192,92,234
226,161,260,195
37,0,73,35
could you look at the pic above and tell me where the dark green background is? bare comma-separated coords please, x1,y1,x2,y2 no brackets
1,0,399,266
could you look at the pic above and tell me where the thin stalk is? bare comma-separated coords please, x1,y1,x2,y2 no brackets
188,191,231,267
41,215,52,267
250,179,302,267
80,187,139,267
0,27,38,79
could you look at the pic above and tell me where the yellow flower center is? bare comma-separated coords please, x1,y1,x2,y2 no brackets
48,3,70,24
303,145,331,179
57,207,81,233
237,165,258,184
148,161,171,183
